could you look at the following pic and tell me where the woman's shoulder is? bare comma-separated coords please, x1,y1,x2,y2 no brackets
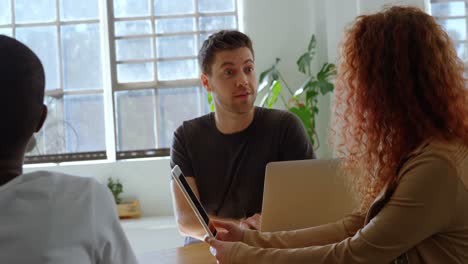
399,139,468,189
413,139,467,167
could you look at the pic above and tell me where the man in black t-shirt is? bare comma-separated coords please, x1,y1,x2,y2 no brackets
170,30,314,244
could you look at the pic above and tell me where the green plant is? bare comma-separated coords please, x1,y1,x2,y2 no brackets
107,177,123,204
258,34,336,148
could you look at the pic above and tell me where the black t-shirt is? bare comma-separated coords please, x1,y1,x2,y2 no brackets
170,107,314,219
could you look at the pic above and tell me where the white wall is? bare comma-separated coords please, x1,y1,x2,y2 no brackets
24,158,173,216
241,0,319,90
302,0,427,158
24,0,429,217
241,0,341,158
358,0,427,14
240,0,427,158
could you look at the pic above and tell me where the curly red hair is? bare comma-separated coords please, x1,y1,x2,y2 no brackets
332,6,468,212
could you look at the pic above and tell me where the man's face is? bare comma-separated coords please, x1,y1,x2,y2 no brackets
201,47,257,115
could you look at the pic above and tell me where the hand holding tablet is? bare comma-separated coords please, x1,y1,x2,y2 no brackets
171,165,217,239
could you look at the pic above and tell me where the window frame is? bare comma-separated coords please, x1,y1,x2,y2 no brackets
430,0,468,67
108,0,239,160
0,0,239,164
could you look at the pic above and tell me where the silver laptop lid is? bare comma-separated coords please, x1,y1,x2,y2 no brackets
260,159,357,232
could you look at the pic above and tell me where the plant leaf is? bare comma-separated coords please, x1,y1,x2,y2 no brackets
258,66,273,85
293,76,312,97
260,91,270,107
293,87,305,97
289,105,313,144
306,89,319,102
271,68,279,80
207,92,213,104
317,63,337,81
260,79,278,107
271,58,281,81
317,80,334,95
296,53,311,74
207,92,215,112
266,80,282,108
258,59,281,93
308,34,317,52
258,81,269,93
258,67,273,93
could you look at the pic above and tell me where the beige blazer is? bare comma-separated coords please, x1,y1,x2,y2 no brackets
228,140,468,263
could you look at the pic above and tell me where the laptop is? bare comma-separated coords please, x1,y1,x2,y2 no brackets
260,159,357,232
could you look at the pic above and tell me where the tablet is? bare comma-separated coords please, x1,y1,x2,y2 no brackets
171,165,217,238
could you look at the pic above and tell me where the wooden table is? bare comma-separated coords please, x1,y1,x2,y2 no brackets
137,243,217,264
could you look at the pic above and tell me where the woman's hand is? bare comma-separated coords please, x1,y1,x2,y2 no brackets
206,238,238,264
211,220,245,242
205,220,246,263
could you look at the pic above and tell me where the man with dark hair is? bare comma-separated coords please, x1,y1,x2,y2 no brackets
170,30,314,244
0,35,137,263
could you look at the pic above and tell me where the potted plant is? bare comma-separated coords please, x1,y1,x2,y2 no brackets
258,34,336,148
107,177,141,219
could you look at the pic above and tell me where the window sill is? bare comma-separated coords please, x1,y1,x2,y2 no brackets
120,216,184,256
22,155,170,169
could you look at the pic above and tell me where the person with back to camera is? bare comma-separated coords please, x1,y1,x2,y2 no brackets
205,6,468,263
170,30,315,245
0,35,137,264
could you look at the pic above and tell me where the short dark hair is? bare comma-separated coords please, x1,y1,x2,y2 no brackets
0,35,45,149
198,30,254,75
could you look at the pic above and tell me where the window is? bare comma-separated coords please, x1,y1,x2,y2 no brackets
430,0,468,68
0,0,238,163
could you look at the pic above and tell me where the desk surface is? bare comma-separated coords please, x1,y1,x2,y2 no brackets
138,243,216,264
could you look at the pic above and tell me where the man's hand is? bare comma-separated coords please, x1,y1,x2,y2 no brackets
239,213,261,230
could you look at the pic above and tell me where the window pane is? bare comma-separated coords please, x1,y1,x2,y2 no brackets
116,38,153,61
199,15,236,31
154,0,194,16
198,0,235,13
438,18,467,40
29,95,105,155
155,17,195,34
115,20,152,36
157,59,198,81
156,35,196,58
16,26,59,90
0,0,11,25
14,0,56,23
114,0,150,18
201,87,212,113
0,27,12,37
115,89,156,151
456,43,468,62
157,87,203,148
199,33,210,49
431,2,465,17
64,94,105,152
117,63,154,83
60,0,99,21
30,97,66,155
61,23,103,90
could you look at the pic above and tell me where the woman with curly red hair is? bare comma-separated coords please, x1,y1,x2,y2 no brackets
205,6,468,263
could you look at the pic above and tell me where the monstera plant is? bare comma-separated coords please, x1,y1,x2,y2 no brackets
258,34,336,148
